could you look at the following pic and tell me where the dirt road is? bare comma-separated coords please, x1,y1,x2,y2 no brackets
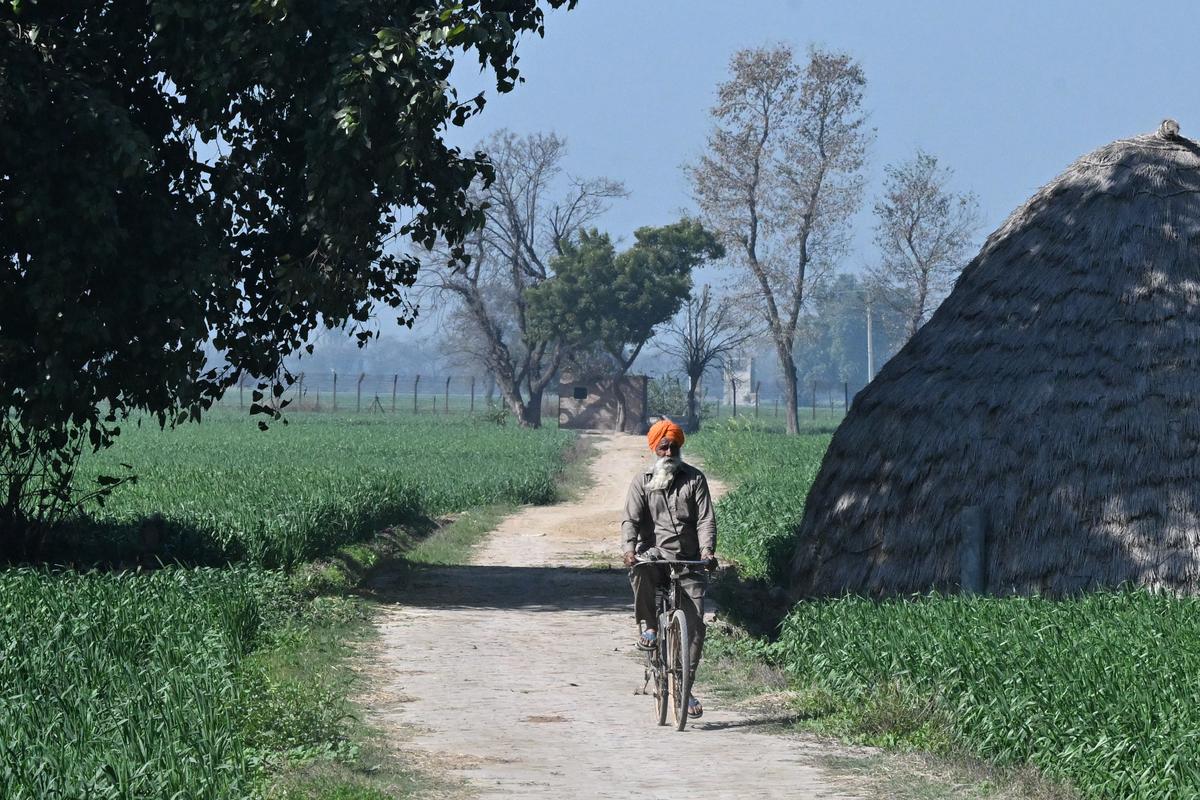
365,432,862,800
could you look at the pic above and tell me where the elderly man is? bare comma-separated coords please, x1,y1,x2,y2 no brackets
621,418,717,718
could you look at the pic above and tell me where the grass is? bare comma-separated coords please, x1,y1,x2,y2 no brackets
690,416,832,581
768,591,1200,799
0,567,287,800
3,412,576,799
692,421,1200,800
405,505,515,565
700,626,1078,800
70,411,574,568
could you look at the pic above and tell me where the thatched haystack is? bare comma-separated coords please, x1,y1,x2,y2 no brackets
792,121,1200,598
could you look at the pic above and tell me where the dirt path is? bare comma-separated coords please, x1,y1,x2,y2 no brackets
365,432,863,799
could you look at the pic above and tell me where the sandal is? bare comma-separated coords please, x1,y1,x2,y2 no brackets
637,628,657,649
688,695,703,718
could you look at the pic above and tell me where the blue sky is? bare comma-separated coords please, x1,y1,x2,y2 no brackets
445,0,1200,267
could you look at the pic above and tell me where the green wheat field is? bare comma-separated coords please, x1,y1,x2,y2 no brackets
1,412,573,800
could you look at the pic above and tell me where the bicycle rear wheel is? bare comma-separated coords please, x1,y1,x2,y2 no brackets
654,613,669,725
667,609,692,731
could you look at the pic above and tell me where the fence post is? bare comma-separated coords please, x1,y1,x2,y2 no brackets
392,374,398,413
730,377,737,417
296,373,305,411
431,394,436,413
356,372,365,413
774,395,779,417
470,376,476,413
960,506,988,595
811,381,816,420
413,375,420,414
715,397,721,419
444,376,451,413
754,381,761,417
314,389,320,411
332,372,338,412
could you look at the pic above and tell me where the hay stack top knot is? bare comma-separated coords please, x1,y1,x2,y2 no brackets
1159,118,1181,139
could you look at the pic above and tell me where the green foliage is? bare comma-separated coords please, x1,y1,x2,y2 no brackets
70,412,573,568
794,272,908,391
528,219,722,371
690,423,830,581
0,0,574,547
1,415,576,799
648,374,689,418
0,567,288,799
768,591,1200,799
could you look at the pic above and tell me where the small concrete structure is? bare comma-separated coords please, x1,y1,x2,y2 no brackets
724,354,759,407
558,375,649,433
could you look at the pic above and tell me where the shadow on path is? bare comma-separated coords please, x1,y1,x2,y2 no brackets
697,714,807,732
365,563,630,613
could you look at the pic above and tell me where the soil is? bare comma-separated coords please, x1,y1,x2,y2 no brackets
363,432,866,799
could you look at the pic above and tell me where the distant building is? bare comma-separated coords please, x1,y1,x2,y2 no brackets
557,374,648,434
723,354,758,408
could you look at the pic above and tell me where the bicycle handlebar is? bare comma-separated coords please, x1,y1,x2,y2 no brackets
631,557,713,568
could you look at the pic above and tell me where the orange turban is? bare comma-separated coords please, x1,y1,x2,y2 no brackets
647,419,685,451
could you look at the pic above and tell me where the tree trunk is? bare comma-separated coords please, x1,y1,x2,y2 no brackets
492,370,532,427
777,344,800,435
613,381,628,432
686,371,702,431
521,385,544,428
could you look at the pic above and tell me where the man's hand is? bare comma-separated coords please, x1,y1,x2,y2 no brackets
623,551,637,568
701,549,718,570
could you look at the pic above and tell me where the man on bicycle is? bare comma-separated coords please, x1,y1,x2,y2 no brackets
622,418,717,718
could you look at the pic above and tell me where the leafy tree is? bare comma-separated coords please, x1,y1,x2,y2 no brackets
647,374,689,418
422,130,624,427
527,219,722,428
0,1,574,554
786,273,909,401
690,45,870,434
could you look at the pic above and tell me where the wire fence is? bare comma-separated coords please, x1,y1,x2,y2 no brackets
216,373,565,417
216,372,850,426
707,379,853,420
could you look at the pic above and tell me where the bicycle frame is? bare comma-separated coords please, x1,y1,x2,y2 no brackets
632,556,711,730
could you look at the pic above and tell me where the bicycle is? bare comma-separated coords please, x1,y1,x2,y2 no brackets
632,554,713,731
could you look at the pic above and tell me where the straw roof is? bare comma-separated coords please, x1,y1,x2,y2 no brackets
791,121,1200,598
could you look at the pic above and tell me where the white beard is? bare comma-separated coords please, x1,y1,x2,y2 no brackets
646,456,679,492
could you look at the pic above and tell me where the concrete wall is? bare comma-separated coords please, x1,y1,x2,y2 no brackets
724,355,758,406
558,375,648,433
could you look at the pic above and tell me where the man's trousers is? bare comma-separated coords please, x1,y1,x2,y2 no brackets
630,564,706,670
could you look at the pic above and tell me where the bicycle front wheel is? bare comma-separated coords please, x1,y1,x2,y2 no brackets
667,608,692,731
655,613,670,725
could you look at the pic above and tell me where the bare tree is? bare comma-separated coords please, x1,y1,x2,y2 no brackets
869,150,979,340
690,45,869,434
421,130,625,426
656,285,758,431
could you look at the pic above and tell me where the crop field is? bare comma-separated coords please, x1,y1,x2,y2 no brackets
696,421,1200,799
0,568,287,800
74,411,574,567
4,412,575,799
767,591,1200,799
690,418,833,581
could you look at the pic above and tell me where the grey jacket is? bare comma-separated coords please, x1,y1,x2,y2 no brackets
621,461,717,559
